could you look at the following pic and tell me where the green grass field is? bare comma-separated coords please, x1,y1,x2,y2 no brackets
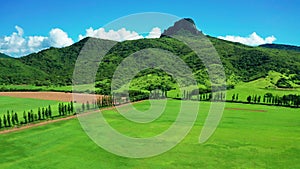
0,96,61,118
226,72,300,101
167,71,300,101
0,100,299,168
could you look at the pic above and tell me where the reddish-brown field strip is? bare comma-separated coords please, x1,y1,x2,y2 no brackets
0,92,103,103
225,107,267,112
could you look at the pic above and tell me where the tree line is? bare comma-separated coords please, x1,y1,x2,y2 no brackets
179,89,300,108
245,93,300,107
0,101,74,129
0,91,150,130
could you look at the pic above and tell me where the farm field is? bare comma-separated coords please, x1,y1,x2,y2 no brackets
0,96,60,117
0,100,299,169
0,92,102,103
167,71,300,101
226,79,300,101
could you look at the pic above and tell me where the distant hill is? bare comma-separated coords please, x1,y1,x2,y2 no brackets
259,44,300,52
161,18,202,37
0,57,49,85
0,53,11,58
18,38,88,86
0,18,298,92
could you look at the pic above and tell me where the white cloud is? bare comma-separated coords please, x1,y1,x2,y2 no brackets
27,36,49,53
0,27,27,55
15,25,24,36
78,27,144,41
78,27,163,41
145,27,161,39
0,26,73,57
49,28,73,47
1,26,162,57
218,32,276,46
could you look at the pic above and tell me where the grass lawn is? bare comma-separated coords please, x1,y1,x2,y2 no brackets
0,100,299,168
227,77,300,101
0,96,61,118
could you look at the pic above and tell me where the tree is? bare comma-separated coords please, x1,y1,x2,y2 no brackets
11,112,15,126
7,111,11,127
30,110,34,122
67,104,71,115
253,95,257,103
48,105,52,118
236,94,239,101
257,96,261,103
70,101,74,113
45,108,49,119
82,103,85,112
14,112,19,124
42,108,45,119
264,93,273,104
0,117,2,128
61,104,65,115
86,101,90,110
38,107,41,120
64,105,67,115
232,94,235,102
58,103,62,116
23,111,27,124
27,112,31,123
247,96,252,103
3,115,7,127
34,114,38,121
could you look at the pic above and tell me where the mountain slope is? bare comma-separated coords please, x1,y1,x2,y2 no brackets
209,36,300,81
18,38,91,85
0,58,49,85
259,44,300,52
0,53,11,58
0,18,298,89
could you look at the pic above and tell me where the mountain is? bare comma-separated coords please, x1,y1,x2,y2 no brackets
0,18,299,92
259,44,300,52
161,18,202,37
0,57,49,85
18,39,86,86
0,53,11,58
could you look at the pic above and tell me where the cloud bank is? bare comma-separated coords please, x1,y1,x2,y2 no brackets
218,32,276,46
0,26,162,57
78,27,161,41
145,27,161,39
0,26,73,57
78,28,143,41
3,26,277,57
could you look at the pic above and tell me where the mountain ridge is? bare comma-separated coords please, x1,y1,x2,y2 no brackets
0,52,11,58
259,43,300,52
0,18,298,90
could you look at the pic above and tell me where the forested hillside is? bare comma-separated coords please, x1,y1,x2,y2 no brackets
260,43,300,52
0,53,10,58
0,18,299,93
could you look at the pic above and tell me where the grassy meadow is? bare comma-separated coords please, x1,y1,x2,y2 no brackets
0,96,61,118
0,100,299,168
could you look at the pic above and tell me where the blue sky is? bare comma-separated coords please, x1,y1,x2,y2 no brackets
0,0,299,57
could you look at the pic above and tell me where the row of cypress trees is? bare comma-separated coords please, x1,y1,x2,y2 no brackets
246,93,300,107
180,89,300,108
0,101,74,129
